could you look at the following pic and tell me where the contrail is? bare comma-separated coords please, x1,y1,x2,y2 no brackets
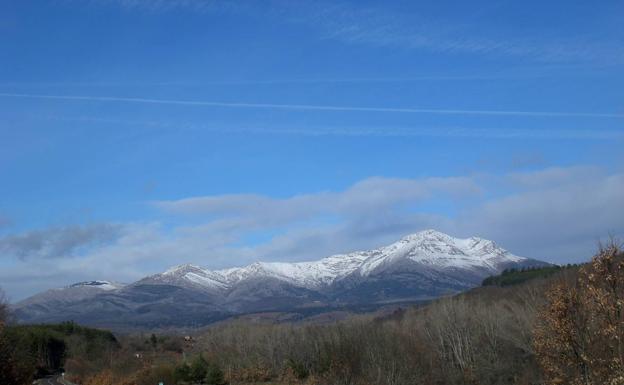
0,92,622,119
53,116,624,140
0,74,536,87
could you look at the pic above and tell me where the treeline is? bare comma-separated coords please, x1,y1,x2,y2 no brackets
4,244,624,385
67,275,551,384
481,264,580,287
185,286,545,384
129,244,621,385
0,318,119,384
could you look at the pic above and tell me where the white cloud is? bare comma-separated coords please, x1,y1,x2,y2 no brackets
462,171,624,258
147,168,624,266
2,167,623,300
156,176,479,216
506,165,603,188
0,223,123,260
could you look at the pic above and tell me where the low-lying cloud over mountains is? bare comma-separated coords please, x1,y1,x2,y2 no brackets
13,230,548,328
1,165,622,300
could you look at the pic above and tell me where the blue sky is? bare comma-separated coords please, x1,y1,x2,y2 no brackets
0,0,623,300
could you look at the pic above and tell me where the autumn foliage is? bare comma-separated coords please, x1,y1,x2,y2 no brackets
534,243,624,385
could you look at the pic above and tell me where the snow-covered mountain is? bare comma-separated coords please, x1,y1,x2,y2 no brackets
18,280,125,305
14,281,126,320
13,230,547,329
143,230,526,290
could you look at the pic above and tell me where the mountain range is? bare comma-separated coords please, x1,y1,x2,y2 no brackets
13,230,548,329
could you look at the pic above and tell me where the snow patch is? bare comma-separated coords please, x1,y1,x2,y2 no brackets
158,230,528,290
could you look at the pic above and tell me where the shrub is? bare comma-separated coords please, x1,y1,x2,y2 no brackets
205,363,226,385
286,358,309,379
173,363,192,383
189,355,209,382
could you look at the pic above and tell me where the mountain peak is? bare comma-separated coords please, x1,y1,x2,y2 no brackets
398,230,499,252
163,263,205,275
14,231,549,328
401,229,453,242
153,230,529,290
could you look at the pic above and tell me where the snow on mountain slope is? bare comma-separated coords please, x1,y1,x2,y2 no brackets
220,251,370,287
16,280,126,308
149,251,369,291
34,230,529,297
356,230,523,275
153,264,230,290
154,230,530,291
14,230,547,329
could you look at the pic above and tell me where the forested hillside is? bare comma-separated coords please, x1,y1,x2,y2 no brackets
0,319,119,384
2,244,623,385
481,264,579,287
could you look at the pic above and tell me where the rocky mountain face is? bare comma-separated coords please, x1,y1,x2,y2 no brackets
13,230,548,329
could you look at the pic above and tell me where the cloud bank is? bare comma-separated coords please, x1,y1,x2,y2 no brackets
0,224,123,260
1,166,622,300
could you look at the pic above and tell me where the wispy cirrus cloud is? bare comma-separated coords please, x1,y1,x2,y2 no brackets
271,1,624,63
86,0,624,63
2,92,623,119
0,73,540,87
45,115,624,141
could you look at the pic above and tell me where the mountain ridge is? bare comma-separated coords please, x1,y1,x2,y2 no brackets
140,229,526,291
13,230,549,329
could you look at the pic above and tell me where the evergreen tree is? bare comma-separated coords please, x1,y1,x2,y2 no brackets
189,355,209,383
205,362,226,385
173,364,191,383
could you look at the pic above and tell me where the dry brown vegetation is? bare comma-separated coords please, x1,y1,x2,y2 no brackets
65,279,549,385
535,243,624,385
4,244,624,385
182,282,547,385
